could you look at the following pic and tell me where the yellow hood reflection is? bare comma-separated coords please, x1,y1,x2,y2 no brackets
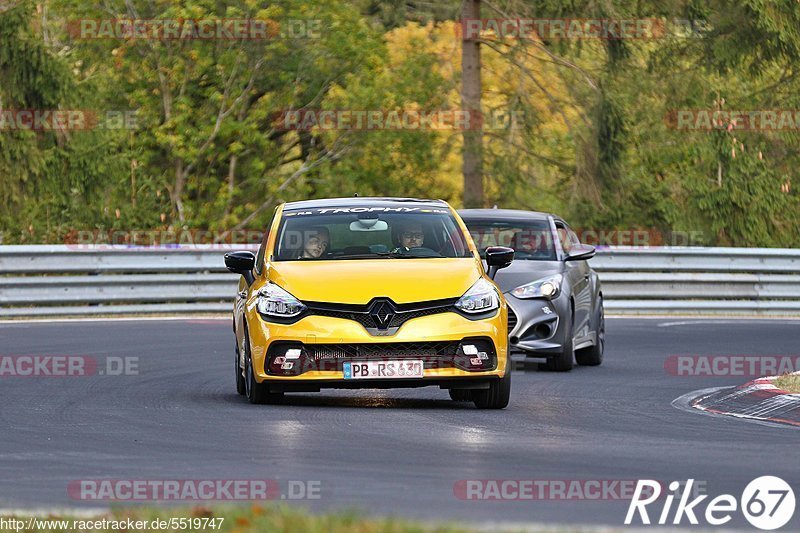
269,258,481,304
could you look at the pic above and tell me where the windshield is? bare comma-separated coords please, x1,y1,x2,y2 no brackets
274,207,472,261
464,219,558,261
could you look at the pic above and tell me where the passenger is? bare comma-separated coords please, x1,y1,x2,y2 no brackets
298,227,330,259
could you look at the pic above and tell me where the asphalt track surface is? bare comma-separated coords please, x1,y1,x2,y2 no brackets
1,318,799,530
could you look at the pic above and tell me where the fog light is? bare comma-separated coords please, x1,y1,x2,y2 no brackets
281,361,294,370
463,345,478,355
285,348,302,359
477,351,488,360
469,357,482,366
273,356,286,365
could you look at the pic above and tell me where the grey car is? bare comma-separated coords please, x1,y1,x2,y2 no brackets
459,209,604,371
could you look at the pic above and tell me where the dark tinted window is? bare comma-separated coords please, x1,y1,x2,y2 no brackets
464,219,557,261
274,207,471,261
254,208,277,274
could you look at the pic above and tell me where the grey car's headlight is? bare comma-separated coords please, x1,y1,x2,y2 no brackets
512,273,563,299
455,278,500,314
256,283,307,318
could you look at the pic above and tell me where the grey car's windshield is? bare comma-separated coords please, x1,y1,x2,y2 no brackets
464,219,558,261
274,207,472,261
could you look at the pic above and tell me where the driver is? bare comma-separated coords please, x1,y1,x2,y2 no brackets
392,222,425,252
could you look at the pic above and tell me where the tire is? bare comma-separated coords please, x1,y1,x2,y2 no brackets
449,389,472,402
472,368,511,409
244,329,283,405
546,307,574,372
235,342,246,395
576,297,604,366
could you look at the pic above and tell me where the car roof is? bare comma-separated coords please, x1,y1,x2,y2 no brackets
283,197,448,211
457,208,552,221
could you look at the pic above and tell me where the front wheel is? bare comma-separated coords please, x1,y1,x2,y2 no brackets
244,330,283,405
472,369,511,409
546,309,574,372
235,343,246,395
576,297,604,366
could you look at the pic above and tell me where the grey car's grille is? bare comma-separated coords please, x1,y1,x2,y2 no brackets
507,306,518,332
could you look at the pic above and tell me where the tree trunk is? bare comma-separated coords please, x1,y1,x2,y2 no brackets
461,0,483,208
224,154,238,217
173,158,186,223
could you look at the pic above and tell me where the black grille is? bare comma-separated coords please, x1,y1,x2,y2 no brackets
266,338,498,374
312,310,374,329
307,298,458,332
507,307,518,332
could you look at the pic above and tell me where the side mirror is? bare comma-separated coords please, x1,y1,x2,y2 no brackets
224,251,256,285
485,246,514,279
564,244,596,262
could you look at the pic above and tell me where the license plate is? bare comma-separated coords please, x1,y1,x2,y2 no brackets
343,360,424,380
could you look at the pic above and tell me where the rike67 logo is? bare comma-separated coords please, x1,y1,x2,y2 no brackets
626,477,795,530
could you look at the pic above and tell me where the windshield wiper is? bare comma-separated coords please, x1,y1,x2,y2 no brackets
333,251,430,260
334,253,393,260
378,251,421,258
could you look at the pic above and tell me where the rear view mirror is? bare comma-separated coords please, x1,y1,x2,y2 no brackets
485,246,514,279
349,219,389,231
564,244,596,261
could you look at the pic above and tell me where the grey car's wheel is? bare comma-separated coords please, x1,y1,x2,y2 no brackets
244,330,283,405
449,389,472,402
546,308,574,372
576,298,604,366
235,342,246,395
472,369,511,409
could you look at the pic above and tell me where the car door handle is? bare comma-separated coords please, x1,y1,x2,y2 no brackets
237,290,248,299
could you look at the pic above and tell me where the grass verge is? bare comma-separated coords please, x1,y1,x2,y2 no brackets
774,373,800,393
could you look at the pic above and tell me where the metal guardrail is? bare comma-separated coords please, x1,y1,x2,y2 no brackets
0,245,799,317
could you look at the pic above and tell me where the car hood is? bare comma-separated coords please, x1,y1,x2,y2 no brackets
490,260,564,293
268,258,482,304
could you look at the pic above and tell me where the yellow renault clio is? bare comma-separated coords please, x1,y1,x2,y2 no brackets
224,197,514,408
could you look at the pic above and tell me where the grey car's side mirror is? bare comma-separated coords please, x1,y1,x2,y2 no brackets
224,251,256,285
564,244,596,262
485,246,515,279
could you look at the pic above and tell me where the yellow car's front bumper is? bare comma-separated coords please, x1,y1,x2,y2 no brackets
245,307,508,389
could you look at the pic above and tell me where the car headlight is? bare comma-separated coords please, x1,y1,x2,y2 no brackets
256,283,307,318
455,278,500,314
512,274,563,299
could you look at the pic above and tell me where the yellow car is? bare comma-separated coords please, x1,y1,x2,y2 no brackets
224,197,514,408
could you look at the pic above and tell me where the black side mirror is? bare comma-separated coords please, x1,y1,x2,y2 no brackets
485,246,514,279
564,244,596,262
224,251,256,285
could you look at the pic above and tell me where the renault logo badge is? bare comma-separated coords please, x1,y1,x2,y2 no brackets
369,300,396,330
